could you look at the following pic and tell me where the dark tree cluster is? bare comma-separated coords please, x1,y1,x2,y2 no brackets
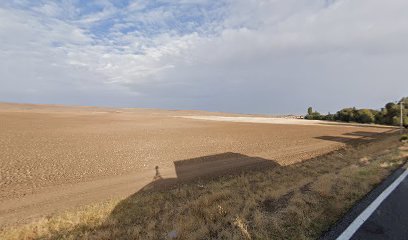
305,97,408,127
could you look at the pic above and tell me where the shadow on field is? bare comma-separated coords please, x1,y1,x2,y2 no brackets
317,122,397,129
344,131,385,137
140,152,280,191
316,130,395,144
47,130,398,239
315,135,373,144
99,153,280,239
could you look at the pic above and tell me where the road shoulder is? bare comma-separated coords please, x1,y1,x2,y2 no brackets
320,162,408,240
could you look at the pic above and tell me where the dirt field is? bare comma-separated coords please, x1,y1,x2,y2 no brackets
0,102,394,226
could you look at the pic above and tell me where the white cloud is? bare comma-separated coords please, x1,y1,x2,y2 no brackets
0,0,407,113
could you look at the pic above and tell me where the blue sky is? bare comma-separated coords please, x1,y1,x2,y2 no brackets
1,0,407,114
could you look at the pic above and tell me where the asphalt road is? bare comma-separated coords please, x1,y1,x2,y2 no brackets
320,166,408,240
351,172,408,240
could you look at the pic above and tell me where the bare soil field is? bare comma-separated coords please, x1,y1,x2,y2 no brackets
0,102,394,226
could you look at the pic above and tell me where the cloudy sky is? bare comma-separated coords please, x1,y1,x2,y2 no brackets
0,0,407,114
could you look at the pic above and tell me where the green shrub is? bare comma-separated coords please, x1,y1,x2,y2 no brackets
335,108,356,122
305,107,326,120
324,114,335,121
404,116,408,128
355,109,375,124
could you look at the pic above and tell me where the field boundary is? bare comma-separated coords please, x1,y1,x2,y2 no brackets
179,115,398,129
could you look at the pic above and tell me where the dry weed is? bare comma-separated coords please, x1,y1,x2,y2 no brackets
1,134,406,240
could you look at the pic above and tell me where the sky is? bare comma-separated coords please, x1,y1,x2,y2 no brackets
0,0,407,115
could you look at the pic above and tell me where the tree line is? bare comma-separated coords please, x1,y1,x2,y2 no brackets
305,97,408,127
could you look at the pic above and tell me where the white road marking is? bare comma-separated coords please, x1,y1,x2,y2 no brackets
336,168,408,240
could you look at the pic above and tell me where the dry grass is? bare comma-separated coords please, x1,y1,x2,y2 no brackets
1,133,407,240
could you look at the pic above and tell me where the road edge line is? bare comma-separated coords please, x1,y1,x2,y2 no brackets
336,168,408,240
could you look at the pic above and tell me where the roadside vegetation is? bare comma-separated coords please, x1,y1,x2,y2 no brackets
306,97,408,127
1,132,407,240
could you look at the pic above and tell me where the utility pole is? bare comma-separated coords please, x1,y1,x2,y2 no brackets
401,101,404,135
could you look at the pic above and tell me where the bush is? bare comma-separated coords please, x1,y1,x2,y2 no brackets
335,108,356,122
355,109,375,124
392,116,401,126
305,107,323,120
324,114,335,121
305,112,322,120
400,134,408,142
374,111,386,124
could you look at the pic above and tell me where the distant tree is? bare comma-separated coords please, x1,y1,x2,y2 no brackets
355,109,375,123
403,116,408,128
375,109,387,124
401,97,408,106
305,107,323,120
335,108,356,122
307,107,313,115
312,112,322,120
385,102,396,111
382,102,401,125
304,96,408,126
392,116,400,126
324,113,335,121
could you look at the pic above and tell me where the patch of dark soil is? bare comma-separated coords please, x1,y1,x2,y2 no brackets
261,191,294,212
